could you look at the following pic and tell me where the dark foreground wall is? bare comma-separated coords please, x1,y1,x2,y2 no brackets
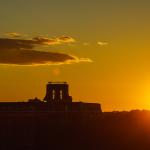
0,111,150,150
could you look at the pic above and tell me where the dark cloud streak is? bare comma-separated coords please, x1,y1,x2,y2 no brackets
0,38,35,50
0,36,91,66
0,49,76,65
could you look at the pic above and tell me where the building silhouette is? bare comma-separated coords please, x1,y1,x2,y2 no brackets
0,82,102,113
44,82,72,103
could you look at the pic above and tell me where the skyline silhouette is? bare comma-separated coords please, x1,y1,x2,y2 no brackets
0,81,102,113
0,1,150,111
1,1,150,150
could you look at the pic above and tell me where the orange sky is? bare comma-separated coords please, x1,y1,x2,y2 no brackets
0,0,150,111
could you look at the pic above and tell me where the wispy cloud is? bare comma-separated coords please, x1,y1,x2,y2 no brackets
97,41,108,46
58,36,75,43
4,32,25,38
0,35,91,66
33,36,75,46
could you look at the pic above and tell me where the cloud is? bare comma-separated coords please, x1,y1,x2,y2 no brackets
33,36,60,45
4,32,24,38
0,36,75,50
75,57,93,63
0,49,85,66
0,36,91,66
58,36,75,43
33,36,75,45
97,41,108,46
0,49,92,66
0,38,35,50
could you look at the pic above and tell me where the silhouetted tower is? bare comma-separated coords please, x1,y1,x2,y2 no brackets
44,82,72,103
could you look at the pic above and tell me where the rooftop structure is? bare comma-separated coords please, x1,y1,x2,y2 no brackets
44,82,72,103
0,82,102,113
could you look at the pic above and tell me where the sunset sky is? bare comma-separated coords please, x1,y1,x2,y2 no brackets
0,0,150,111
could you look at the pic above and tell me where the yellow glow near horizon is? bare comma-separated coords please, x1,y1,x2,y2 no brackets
0,1,150,111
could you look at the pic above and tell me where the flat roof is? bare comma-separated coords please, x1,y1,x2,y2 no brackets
48,82,67,84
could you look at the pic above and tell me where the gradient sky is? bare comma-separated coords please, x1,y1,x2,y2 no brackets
0,0,150,111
